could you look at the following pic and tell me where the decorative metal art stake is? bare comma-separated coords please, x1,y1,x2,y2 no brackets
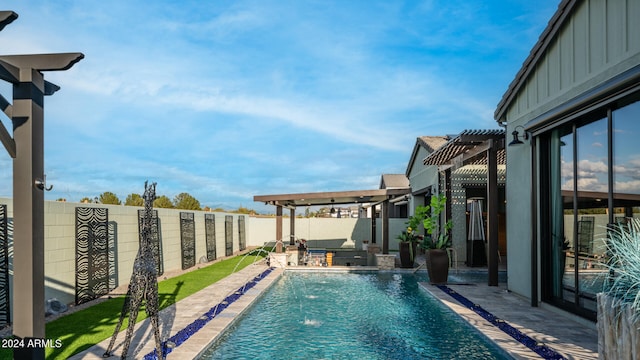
104,181,163,359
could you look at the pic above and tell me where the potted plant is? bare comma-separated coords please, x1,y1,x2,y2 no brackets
396,229,420,268
597,218,640,359
420,194,453,284
396,206,428,268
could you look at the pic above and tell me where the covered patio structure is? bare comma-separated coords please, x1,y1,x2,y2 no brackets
254,188,410,254
422,129,505,285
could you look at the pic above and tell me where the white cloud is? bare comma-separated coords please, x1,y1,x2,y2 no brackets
577,159,608,174
614,180,640,194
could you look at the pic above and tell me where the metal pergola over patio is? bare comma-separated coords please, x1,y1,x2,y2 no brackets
423,129,505,286
254,188,410,254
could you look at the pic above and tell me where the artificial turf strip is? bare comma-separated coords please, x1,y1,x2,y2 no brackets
0,252,266,360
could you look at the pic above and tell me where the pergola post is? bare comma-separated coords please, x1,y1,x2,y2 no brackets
289,208,295,245
370,204,377,245
0,49,82,360
487,139,499,286
382,200,389,254
444,169,452,221
0,51,83,359
275,205,283,252
12,68,46,344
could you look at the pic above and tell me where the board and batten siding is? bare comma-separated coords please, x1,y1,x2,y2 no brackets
507,0,640,125
501,0,640,299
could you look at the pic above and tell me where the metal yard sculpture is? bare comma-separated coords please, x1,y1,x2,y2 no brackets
104,181,163,359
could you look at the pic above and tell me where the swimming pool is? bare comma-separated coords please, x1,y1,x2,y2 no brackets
198,271,509,359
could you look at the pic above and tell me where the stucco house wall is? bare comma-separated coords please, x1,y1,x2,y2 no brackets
408,146,440,196
406,137,448,202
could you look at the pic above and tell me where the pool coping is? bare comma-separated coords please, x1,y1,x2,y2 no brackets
420,282,546,360
420,282,598,359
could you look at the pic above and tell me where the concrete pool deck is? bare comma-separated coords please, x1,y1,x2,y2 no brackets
69,263,598,359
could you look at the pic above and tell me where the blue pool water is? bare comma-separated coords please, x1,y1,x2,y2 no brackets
198,272,508,359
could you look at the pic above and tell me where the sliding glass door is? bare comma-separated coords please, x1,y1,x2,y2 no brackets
543,95,640,320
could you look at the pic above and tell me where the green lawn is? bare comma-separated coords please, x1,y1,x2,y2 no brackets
0,251,267,359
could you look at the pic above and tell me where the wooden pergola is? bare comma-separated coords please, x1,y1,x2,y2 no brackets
423,129,505,286
254,188,410,254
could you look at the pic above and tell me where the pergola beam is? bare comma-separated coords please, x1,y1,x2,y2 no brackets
0,11,18,31
0,119,14,158
254,188,409,207
0,53,84,72
0,59,20,84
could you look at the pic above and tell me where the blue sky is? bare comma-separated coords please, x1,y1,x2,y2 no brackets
0,0,558,213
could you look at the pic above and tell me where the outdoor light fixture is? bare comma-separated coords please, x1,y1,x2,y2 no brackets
330,199,335,214
508,125,529,146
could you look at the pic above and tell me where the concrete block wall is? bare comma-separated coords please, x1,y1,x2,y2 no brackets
0,198,409,311
0,198,252,307
250,216,406,252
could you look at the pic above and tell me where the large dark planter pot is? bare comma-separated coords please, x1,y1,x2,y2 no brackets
426,249,449,284
399,242,417,268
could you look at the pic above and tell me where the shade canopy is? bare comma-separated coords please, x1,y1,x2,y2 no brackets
254,188,410,208
423,129,505,167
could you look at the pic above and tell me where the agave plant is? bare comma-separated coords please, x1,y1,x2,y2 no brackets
601,218,640,322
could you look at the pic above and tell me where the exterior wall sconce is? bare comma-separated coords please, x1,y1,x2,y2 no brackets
508,125,529,146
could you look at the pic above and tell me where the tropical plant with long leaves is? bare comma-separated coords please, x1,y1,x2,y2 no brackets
420,194,453,250
396,206,428,264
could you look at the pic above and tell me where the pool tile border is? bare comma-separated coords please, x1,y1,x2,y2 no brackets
436,285,566,360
